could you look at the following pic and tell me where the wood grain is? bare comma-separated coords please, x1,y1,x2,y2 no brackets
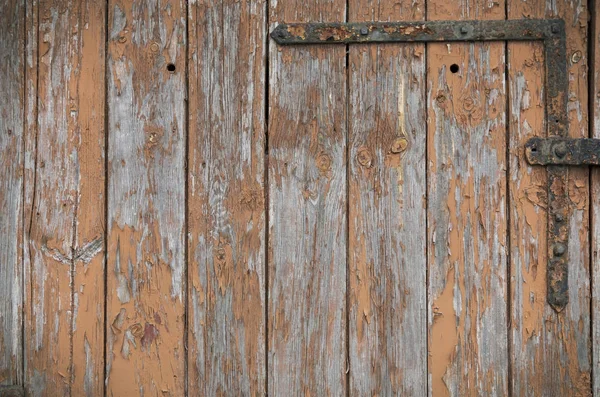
0,0,25,386
187,0,266,394
509,0,591,395
106,1,186,395
24,1,106,395
426,0,508,395
267,0,347,394
594,1,600,394
347,0,426,395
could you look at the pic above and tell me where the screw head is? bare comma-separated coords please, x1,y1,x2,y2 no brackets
360,27,369,35
460,26,469,34
553,243,566,257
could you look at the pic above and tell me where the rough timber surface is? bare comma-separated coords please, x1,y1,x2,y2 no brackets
347,0,427,395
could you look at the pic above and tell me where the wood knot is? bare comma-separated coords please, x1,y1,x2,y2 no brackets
356,147,373,168
462,96,475,113
390,138,408,154
216,247,226,261
129,323,144,339
316,152,332,173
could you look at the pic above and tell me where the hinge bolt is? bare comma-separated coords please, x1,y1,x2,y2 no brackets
360,27,369,35
460,26,469,34
551,25,560,34
553,243,566,257
554,145,567,158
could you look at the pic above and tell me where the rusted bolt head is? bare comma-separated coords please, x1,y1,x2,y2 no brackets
553,144,567,159
553,243,566,257
360,27,369,35
391,138,409,154
460,26,469,34
551,25,560,34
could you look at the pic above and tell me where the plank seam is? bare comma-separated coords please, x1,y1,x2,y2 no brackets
20,0,28,387
264,0,270,394
505,35,513,397
102,0,109,394
184,0,190,395
344,0,350,395
588,0,596,392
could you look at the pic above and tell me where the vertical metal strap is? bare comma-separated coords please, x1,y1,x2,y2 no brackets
544,20,569,311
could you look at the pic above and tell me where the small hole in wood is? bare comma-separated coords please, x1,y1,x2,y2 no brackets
450,64,459,73
531,146,537,152
167,63,176,72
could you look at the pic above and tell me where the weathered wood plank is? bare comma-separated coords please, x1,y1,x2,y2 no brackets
267,0,347,394
509,0,591,395
0,0,25,386
24,1,106,395
426,0,508,395
23,0,38,392
594,1,600,395
347,0,427,395
187,0,266,394
106,1,186,395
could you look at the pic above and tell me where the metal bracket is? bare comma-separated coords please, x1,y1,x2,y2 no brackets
271,18,570,312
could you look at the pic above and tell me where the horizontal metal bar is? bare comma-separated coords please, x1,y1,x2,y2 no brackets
526,138,600,166
271,19,564,45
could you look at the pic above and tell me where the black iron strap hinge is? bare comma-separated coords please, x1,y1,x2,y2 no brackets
270,18,588,313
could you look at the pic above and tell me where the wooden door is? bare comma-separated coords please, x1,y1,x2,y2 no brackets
0,0,596,396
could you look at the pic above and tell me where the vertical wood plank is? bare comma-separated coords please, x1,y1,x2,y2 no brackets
347,0,426,395
24,1,106,395
23,0,38,392
187,0,266,394
426,0,508,395
509,0,591,395
594,1,600,395
0,0,25,386
267,1,347,395
106,1,186,395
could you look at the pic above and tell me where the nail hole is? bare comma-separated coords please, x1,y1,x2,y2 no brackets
531,146,537,152
167,63,176,72
450,64,459,73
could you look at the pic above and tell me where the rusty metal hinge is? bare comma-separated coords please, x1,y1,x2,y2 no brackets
526,138,600,166
271,18,571,312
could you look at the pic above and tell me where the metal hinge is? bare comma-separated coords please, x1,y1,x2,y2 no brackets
271,18,573,312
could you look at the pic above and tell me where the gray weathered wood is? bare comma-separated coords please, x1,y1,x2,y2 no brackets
0,0,24,386
106,1,186,395
426,0,508,395
347,0,427,394
268,0,347,394
187,0,266,394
